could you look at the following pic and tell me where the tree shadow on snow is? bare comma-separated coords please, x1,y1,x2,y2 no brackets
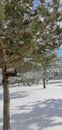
10,99,62,130
0,90,29,130
10,91,29,100
48,80,62,85
0,93,3,100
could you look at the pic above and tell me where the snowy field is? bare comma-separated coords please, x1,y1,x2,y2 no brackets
0,80,62,130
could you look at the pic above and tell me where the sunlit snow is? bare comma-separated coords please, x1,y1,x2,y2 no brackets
0,80,62,130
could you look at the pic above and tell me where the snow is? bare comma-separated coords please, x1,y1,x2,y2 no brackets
0,80,62,130
57,22,62,28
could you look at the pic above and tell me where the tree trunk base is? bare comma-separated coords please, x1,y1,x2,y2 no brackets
2,81,10,130
43,78,46,89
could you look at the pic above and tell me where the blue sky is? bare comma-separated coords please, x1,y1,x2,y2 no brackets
32,0,41,11
32,0,62,10
57,46,62,57
32,0,62,57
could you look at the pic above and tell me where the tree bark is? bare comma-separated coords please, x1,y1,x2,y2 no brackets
43,78,46,89
2,81,10,130
43,67,46,89
1,39,17,130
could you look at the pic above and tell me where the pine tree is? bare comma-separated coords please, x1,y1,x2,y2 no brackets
30,0,62,88
0,1,34,130
0,1,62,129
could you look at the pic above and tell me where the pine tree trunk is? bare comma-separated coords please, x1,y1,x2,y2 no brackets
43,67,46,89
43,78,46,89
1,39,10,130
2,81,10,130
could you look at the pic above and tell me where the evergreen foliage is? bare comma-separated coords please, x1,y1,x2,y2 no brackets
30,0,62,87
0,0,62,86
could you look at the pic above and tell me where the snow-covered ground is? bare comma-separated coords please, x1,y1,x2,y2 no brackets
0,80,62,130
